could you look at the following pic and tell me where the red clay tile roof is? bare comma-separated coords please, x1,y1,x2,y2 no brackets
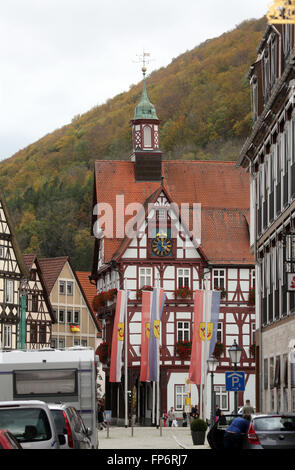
93,160,253,265
76,271,102,335
75,271,97,315
38,256,68,293
23,254,37,270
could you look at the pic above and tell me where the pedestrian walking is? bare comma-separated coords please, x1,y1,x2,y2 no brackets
182,412,187,427
162,411,168,427
167,407,176,427
223,414,251,449
241,399,254,415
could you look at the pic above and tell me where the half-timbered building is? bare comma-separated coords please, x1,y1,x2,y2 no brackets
238,23,295,413
23,254,56,349
0,192,29,349
90,72,256,422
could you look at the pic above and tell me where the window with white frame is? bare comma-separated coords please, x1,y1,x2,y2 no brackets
5,280,14,304
67,310,72,324
67,281,74,295
177,268,190,288
74,311,80,324
216,322,223,343
214,386,228,410
139,267,153,288
59,309,65,323
59,281,66,295
177,321,190,342
175,385,186,411
213,269,225,290
58,338,65,348
2,324,12,349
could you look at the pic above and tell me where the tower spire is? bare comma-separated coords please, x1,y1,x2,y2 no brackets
131,51,162,182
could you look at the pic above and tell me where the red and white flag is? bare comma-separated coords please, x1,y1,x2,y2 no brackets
109,290,129,382
139,291,152,382
189,289,220,385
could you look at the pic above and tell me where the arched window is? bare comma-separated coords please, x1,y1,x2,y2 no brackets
143,125,152,148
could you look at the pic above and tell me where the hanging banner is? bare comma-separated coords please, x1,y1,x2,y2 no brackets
109,290,129,382
148,287,166,382
189,289,221,385
140,290,152,382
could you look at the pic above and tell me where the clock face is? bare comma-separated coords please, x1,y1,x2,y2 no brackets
152,233,172,257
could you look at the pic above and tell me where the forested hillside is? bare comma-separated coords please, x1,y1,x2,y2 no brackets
0,17,266,270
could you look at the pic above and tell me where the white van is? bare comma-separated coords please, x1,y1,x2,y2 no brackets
0,400,65,449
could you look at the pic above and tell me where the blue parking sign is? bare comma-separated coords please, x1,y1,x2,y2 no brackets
225,371,245,391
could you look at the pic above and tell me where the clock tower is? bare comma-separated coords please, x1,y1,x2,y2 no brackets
131,64,162,182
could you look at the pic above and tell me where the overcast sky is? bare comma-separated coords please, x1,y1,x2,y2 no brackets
0,0,269,161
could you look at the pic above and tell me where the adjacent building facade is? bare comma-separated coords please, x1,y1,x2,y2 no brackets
91,72,256,422
238,23,295,412
23,254,56,348
38,257,100,350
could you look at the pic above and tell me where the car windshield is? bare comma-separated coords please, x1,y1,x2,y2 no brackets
0,408,52,442
254,416,295,432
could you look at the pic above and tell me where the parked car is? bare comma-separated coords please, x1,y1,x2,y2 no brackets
244,414,295,449
48,403,93,449
208,413,295,449
0,430,22,449
0,401,65,449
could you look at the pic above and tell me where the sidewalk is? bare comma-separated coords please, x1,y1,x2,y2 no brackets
97,425,211,449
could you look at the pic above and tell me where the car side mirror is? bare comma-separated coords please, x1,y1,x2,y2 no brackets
58,434,66,445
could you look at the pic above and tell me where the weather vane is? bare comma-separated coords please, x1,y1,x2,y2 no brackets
134,51,154,78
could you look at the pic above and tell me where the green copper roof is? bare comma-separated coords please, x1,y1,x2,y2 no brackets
133,79,158,120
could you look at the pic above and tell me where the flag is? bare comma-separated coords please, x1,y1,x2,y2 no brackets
109,290,129,382
139,290,152,382
189,289,221,385
148,287,166,382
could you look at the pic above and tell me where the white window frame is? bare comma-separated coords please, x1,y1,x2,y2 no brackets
177,268,190,288
175,385,186,411
5,279,14,304
59,309,65,324
216,322,223,343
67,281,74,296
214,385,228,410
139,267,153,288
2,324,12,349
213,269,225,290
59,280,66,295
143,125,152,148
177,321,190,342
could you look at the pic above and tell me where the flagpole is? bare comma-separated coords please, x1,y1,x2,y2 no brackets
124,282,128,428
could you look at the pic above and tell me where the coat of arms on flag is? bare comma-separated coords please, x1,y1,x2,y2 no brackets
199,322,213,341
117,322,124,341
145,322,150,339
153,319,160,338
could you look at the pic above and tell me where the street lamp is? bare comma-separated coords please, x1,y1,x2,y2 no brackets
228,340,242,414
207,356,219,428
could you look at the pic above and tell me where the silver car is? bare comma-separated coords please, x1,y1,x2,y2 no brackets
245,414,295,449
48,403,93,449
0,400,65,449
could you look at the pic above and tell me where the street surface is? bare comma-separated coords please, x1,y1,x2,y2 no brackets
97,425,210,449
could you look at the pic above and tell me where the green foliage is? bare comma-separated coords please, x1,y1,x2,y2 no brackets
190,418,208,432
0,17,267,270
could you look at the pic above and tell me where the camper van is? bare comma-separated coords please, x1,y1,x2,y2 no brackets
0,347,98,448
